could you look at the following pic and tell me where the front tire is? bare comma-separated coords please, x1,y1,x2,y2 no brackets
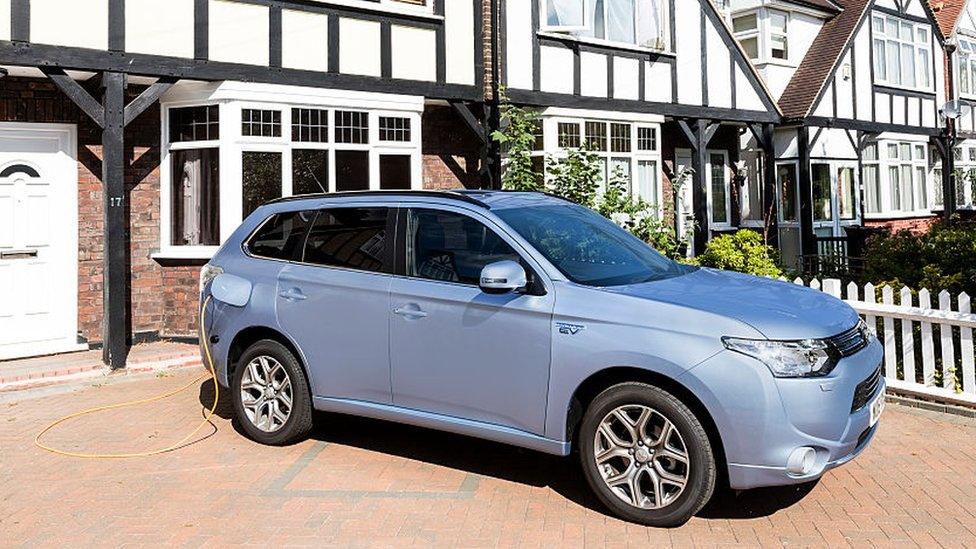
578,382,716,527
232,339,313,446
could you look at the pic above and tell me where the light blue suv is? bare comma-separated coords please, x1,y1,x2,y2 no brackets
200,190,884,526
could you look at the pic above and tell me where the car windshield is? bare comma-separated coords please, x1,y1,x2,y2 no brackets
495,202,696,287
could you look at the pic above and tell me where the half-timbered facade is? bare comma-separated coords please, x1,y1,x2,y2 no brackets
499,0,783,256
728,0,951,269
0,0,489,365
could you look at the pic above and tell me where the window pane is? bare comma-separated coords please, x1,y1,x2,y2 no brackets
873,39,886,81
335,150,370,192
812,164,832,222
242,152,283,218
335,110,369,144
637,0,665,49
406,209,522,285
902,166,914,211
914,144,926,160
558,122,581,148
900,143,911,160
777,164,797,222
609,157,632,194
546,0,585,28
887,41,901,85
901,43,916,87
917,27,928,44
247,211,314,261
740,36,759,59
771,34,788,60
292,108,328,143
585,121,607,151
732,13,757,33
916,167,928,209
171,148,220,246
292,149,329,195
890,166,901,210
888,143,900,159
170,105,219,143
303,207,389,273
742,154,762,222
242,109,282,138
933,168,944,207
710,154,728,224
873,16,884,34
863,142,879,161
610,123,631,153
838,168,855,220
637,127,657,151
591,0,606,39
917,49,930,88
378,116,412,142
900,22,912,42
607,0,635,43
864,165,881,213
379,154,412,190
636,160,658,205
769,10,788,32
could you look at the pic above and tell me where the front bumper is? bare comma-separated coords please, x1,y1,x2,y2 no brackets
681,338,885,490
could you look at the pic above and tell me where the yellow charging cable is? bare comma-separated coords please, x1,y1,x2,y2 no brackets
34,296,219,458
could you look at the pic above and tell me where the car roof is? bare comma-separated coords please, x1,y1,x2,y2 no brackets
265,190,570,211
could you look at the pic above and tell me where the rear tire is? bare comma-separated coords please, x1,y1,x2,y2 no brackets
578,382,716,527
232,339,313,446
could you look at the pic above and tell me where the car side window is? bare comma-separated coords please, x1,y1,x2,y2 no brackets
406,209,523,285
303,207,390,274
247,211,315,261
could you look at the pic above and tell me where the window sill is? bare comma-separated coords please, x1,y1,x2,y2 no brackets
307,0,443,22
872,83,936,97
536,31,675,57
151,248,218,262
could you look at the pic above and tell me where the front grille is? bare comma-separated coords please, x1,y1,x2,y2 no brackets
829,323,870,357
852,365,883,412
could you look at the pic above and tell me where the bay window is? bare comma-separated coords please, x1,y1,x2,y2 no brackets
863,139,933,217
731,8,789,63
546,116,662,207
959,39,976,96
160,86,422,257
872,14,931,90
542,0,669,50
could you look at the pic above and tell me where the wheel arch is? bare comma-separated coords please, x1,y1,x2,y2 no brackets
566,366,729,487
226,325,311,389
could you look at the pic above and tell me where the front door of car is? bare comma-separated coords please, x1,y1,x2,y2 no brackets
389,207,554,435
276,206,395,404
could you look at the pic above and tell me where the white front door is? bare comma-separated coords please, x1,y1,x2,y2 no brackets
0,123,80,360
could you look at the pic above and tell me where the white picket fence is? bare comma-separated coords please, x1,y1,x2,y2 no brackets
796,278,976,405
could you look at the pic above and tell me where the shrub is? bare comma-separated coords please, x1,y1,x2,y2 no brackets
862,220,976,296
696,230,783,277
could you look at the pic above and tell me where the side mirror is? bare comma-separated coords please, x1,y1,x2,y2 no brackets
479,260,528,295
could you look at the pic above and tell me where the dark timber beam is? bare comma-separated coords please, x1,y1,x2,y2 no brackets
760,123,778,247
678,119,718,255
102,72,127,369
42,71,178,368
123,77,176,126
450,101,488,144
41,68,105,128
932,134,956,221
797,126,815,258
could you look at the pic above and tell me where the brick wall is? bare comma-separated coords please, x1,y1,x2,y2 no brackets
422,105,483,190
865,217,938,233
0,76,200,344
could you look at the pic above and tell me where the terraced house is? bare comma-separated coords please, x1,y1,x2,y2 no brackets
0,0,962,367
725,0,953,270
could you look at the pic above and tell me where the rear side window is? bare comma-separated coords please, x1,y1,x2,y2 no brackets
303,207,390,273
247,211,315,261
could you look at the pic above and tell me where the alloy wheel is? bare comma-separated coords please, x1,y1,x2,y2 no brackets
240,355,293,433
593,404,690,510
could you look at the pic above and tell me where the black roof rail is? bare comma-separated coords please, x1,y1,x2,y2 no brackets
266,190,492,209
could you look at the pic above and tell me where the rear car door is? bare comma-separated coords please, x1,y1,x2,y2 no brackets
389,206,554,435
275,206,395,404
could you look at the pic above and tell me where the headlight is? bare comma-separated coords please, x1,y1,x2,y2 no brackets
199,263,223,293
722,337,837,378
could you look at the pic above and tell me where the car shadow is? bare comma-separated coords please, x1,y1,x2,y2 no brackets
198,379,818,521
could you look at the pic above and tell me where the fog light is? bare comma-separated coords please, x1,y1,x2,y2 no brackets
787,447,817,476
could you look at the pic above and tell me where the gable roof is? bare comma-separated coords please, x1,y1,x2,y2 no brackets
929,0,966,37
779,0,872,119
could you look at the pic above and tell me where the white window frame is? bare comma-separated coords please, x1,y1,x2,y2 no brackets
871,14,933,92
706,149,732,229
540,0,671,52
158,90,423,259
541,115,664,211
951,144,976,209
731,8,792,65
863,139,934,219
957,37,976,99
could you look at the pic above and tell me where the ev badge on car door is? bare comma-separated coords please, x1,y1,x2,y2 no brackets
557,322,585,335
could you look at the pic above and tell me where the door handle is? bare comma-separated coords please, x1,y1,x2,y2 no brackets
393,306,428,319
279,288,307,301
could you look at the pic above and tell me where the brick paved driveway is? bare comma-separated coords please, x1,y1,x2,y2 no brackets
2,369,975,547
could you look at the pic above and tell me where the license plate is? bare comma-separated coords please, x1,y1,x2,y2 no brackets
869,391,885,427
